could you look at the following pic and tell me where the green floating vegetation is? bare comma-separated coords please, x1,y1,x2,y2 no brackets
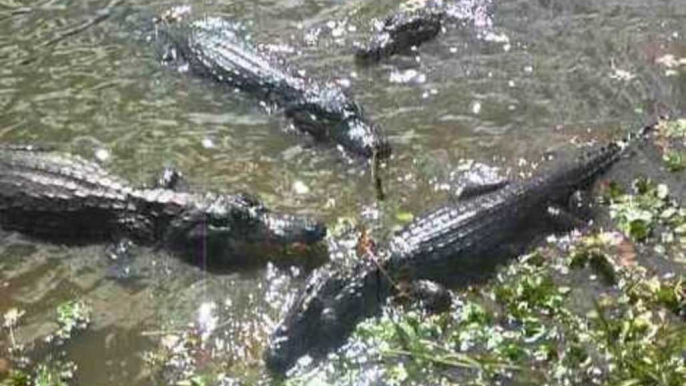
1,362,76,386
0,301,88,386
657,119,686,140
608,178,686,244
663,150,685,172
395,211,415,224
656,118,686,172
286,228,685,386
54,300,91,342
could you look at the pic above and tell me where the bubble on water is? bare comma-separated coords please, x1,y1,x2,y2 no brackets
483,31,510,44
471,101,482,114
608,68,635,81
293,180,310,195
389,69,425,84
202,138,215,149
337,78,352,88
95,148,110,161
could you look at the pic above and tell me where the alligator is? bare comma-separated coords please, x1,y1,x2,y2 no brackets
355,7,445,63
0,146,326,267
154,8,390,160
264,125,654,373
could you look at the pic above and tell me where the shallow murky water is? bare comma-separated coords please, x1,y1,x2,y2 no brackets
1,0,686,384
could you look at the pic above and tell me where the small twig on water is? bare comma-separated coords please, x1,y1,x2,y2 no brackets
372,148,385,201
42,0,123,48
8,325,16,348
358,227,400,293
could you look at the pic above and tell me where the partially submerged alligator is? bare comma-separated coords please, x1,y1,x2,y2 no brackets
155,9,390,159
0,146,326,266
355,7,445,63
265,125,653,373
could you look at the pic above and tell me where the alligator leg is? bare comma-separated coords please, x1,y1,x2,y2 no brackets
545,204,589,232
568,190,595,219
457,180,509,201
394,279,452,314
544,189,597,232
449,162,509,200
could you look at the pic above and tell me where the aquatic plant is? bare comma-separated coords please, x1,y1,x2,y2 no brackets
284,228,685,386
53,300,91,343
0,302,87,386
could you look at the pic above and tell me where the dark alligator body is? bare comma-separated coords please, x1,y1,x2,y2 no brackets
155,12,390,159
0,146,326,268
355,7,445,63
265,126,652,373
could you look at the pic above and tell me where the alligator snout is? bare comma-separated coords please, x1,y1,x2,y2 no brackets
340,119,391,159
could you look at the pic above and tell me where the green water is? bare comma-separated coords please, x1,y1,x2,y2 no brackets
1,0,686,384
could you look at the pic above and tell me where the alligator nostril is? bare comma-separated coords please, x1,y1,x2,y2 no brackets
306,223,327,243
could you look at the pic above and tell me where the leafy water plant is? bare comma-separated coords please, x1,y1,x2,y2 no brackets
608,178,686,245
657,118,686,140
0,301,87,386
2,308,25,352
52,300,91,343
663,150,685,172
0,361,76,386
283,228,686,386
655,118,686,172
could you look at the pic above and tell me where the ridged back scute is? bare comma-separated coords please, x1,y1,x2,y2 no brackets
166,16,305,105
0,148,133,213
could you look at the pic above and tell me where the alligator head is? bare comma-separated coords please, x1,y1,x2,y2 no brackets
265,260,392,373
166,193,327,267
285,85,391,159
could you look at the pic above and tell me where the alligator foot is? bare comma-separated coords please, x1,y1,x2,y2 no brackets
105,239,138,280
394,279,452,314
545,205,590,233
